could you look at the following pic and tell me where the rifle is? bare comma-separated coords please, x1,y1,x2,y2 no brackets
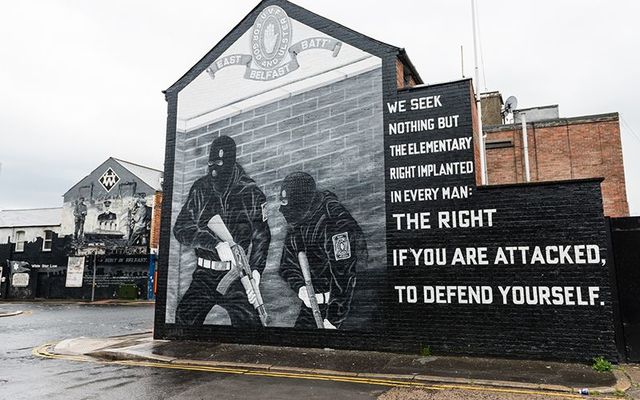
208,215,269,327
297,252,324,329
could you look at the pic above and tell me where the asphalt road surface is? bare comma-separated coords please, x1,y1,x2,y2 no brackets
0,302,606,400
1,302,388,400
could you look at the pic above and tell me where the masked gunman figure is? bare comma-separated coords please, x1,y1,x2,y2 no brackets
73,198,87,241
173,135,270,327
278,172,366,329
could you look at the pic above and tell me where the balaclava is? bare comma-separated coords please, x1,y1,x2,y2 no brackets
279,172,317,226
208,136,237,192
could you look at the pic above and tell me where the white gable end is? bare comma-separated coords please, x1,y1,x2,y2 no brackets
177,5,380,131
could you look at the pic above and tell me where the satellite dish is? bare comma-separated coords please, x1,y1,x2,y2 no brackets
503,96,518,114
502,96,518,123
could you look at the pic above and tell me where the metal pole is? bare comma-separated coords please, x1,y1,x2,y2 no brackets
471,0,487,185
521,113,531,182
460,45,465,78
91,251,97,302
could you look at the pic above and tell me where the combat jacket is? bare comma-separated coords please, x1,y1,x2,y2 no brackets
279,191,366,328
173,164,270,275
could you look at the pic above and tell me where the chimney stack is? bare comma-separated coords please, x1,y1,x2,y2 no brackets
480,91,503,126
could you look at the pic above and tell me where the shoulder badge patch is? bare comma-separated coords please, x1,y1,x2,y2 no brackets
332,232,351,260
261,202,268,222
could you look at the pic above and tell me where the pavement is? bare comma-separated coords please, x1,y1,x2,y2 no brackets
37,332,639,398
0,309,24,317
1,298,154,306
625,365,640,399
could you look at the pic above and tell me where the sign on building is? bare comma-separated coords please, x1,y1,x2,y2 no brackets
155,1,617,361
65,256,85,288
11,272,29,288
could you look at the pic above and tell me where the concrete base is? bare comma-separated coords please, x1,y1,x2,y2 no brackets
44,332,629,396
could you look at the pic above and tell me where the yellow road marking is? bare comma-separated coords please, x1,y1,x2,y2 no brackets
32,343,615,399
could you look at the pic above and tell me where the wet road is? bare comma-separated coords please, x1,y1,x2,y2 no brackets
0,302,607,399
0,302,386,400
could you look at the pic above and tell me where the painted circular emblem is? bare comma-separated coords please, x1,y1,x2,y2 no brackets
251,5,291,69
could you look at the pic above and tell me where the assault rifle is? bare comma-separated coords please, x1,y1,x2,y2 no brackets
208,215,269,327
298,251,324,329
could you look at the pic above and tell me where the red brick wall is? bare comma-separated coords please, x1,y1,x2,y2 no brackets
150,191,163,251
484,114,629,217
471,84,483,185
396,58,416,89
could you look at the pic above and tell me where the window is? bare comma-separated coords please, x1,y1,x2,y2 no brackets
43,230,53,252
485,139,514,150
15,230,25,252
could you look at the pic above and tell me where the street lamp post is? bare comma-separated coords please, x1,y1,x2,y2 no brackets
91,251,97,302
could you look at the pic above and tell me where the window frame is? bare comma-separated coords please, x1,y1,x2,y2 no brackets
42,230,53,252
15,230,25,252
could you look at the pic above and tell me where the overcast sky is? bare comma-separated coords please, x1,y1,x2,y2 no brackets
1,0,638,214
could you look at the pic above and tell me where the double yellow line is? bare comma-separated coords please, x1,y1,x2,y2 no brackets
32,343,612,399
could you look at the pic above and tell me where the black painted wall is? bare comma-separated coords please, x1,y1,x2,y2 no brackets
154,0,618,361
0,233,150,300
611,217,640,361
0,233,69,299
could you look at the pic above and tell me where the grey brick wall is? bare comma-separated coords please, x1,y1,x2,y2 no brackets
166,68,385,326
157,0,620,362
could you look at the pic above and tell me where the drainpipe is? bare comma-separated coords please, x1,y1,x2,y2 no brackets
471,0,488,185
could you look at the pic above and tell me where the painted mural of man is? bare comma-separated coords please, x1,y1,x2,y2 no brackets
173,135,271,327
278,172,367,329
73,198,87,241
97,200,117,232
128,196,149,245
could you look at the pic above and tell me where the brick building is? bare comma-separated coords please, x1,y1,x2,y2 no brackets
481,92,629,217
164,4,422,326
155,0,634,362
0,208,67,299
0,158,163,300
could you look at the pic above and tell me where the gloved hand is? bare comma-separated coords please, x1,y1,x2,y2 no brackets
298,287,326,309
323,319,336,329
215,241,234,263
298,287,310,308
246,270,261,306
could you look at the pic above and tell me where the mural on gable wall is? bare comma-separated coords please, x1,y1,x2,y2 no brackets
61,160,155,252
166,4,384,329
158,1,620,361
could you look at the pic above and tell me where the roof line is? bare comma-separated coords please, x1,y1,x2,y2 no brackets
1,207,63,212
484,112,619,132
289,0,400,52
398,77,472,92
0,226,62,229
164,0,266,93
397,48,424,85
63,157,164,197
62,158,115,197
165,0,401,94
516,104,559,112
112,158,163,173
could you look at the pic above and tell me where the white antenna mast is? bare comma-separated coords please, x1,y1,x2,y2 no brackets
471,0,487,185
461,45,465,78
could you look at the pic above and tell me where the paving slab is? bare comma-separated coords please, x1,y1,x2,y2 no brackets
148,340,614,388
624,364,640,385
49,333,619,392
152,341,396,372
172,359,271,370
90,341,177,363
53,337,125,356
0,310,23,317
382,355,615,388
